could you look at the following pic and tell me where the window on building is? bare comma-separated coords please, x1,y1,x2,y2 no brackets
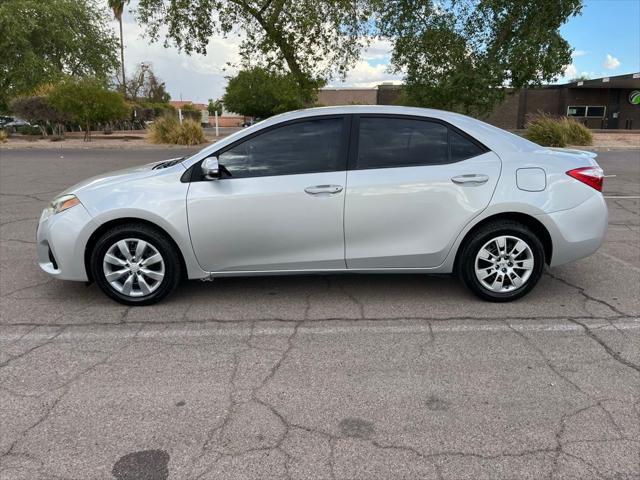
586,106,606,118
567,106,606,118
218,118,344,178
567,106,587,117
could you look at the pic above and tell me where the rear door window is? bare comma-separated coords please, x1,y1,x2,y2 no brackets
355,116,487,170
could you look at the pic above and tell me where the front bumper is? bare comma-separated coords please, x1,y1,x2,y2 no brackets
36,204,97,281
538,193,608,267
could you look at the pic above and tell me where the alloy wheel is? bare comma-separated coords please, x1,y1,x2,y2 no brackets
474,235,534,293
102,238,165,297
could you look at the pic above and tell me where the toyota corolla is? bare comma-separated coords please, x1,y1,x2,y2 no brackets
36,106,607,305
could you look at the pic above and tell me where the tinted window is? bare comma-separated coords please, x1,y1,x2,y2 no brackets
586,106,605,118
218,118,343,178
357,117,448,169
450,129,486,161
567,106,586,117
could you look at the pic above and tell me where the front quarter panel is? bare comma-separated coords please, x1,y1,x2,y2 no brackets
76,166,207,280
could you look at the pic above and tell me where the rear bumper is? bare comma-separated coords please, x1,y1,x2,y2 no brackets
36,204,97,281
538,193,608,267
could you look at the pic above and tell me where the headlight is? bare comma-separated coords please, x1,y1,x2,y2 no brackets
47,194,81,216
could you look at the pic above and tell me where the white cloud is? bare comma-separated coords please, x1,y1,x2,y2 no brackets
603,53,621,70
557,64,594,83
571,49,588,58
563,64,578,79
328,61,402,88
360,39,393,61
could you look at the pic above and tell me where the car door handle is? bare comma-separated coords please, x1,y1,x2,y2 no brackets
451,174,489,186
304,185,343,195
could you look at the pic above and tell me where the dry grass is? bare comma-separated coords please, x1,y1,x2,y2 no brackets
561,117,593,146
524,114,593,147
172,119,206,145
148,116,206,145
525,115,567,147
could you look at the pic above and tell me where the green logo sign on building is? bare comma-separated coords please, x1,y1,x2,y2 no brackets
630,90,640,105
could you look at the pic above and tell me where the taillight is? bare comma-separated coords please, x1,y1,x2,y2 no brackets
566,166,604,192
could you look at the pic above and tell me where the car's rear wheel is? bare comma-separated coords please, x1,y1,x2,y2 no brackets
458,221,545,302
91,224,181,306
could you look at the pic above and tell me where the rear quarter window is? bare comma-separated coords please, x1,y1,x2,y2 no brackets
450,129,487,161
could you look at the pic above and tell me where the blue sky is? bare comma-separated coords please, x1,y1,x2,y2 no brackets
118,0,640,102
558,0,640,80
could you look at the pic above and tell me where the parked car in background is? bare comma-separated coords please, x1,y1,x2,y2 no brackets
1,117,37,133
0,116,13,128
242,117,263,127
3,118,31,128
36,106,607,305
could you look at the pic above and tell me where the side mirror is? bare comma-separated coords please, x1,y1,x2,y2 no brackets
202,156,220,180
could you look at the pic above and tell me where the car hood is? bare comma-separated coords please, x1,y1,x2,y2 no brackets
61,158,186,198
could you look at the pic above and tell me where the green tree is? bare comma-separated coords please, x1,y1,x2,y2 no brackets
135,0,375,102
0,0,119,112
208,99,224,117
9,96,69,137
569,74,590,82
49,78,130,141
223,68,312,118
108,0,131,92
376,0,582,116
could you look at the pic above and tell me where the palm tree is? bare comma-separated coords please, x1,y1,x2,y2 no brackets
109,0,129,95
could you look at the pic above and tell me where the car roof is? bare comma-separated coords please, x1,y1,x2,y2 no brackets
185,105,539,167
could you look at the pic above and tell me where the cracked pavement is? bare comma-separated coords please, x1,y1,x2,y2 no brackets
0,147,638,479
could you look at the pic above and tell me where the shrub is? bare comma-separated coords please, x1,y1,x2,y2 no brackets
0,130,7,143
148,115,205,145
524,114,594,147
561,117,593,146
16,124,42,136
524,115,567,147
172,119,206,145
148,114,180,144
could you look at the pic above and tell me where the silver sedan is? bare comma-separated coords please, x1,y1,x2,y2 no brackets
36,106,607,305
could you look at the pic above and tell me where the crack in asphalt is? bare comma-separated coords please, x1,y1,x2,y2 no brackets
505,321,589,395
0,325,67,369
0,324,145,475
544,271,628,318
568,318,640,374
166,313,637,479
1,309,638,478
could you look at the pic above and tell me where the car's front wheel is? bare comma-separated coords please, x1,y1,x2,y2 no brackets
458,220,545,302
90,223,181,306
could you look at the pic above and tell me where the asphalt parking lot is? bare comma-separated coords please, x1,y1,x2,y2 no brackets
0,146,638,479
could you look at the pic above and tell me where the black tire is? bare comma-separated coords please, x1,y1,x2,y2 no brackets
457,220,545,302
90,223,181,306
